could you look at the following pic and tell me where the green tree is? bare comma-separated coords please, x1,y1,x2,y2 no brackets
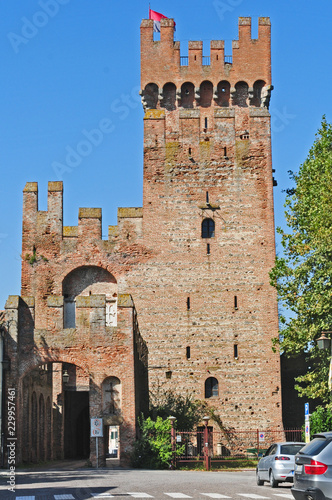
130,415,184,469
149,390,207,431
270,118,332,403
310,404,332,435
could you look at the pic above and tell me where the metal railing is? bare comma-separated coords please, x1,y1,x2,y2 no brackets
179,55,233,66
172,428,303,470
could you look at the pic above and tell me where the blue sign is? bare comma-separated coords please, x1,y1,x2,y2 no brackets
305,403,309,415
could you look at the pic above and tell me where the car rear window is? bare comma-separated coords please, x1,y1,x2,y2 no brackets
298,438,330,456
280,444,304,455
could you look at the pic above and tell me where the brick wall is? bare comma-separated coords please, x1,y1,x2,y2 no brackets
4,16,283,467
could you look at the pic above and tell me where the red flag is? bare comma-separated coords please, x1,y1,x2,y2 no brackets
149,8,175,32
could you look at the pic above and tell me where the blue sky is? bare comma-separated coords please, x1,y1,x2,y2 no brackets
1,0,332,308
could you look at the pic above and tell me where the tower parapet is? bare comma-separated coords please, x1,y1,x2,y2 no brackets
140,17,272,110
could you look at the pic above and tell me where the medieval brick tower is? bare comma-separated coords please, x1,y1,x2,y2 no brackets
123,16,282,428
2,16,282,468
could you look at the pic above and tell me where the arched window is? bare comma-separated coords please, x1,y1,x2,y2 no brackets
63,266,117,328
216,80,230,107
233,81,249,107
162,82,176,111
251,80,265,107
143,83,159,109
102,376,121,416
181,82,195,108
205,377,219,398
201,218,215,238
200,80,213,108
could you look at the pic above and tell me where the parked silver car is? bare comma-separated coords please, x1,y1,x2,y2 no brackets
292,432,332,500
256,442,305,487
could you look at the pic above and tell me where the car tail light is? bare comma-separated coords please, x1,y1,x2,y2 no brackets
275,456,291,461
304,460,328,475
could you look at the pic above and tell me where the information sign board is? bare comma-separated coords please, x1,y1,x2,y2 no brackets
91,418,103,437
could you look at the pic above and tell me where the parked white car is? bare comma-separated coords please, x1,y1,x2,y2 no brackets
256,442,305,487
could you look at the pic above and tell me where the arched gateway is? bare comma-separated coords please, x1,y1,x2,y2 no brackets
5,253,148,466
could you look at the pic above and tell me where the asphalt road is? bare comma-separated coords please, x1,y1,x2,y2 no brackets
0,468,294,500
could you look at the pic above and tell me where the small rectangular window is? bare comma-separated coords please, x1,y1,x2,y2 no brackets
204,117,208,129
234,296,238,309
223,147,227,157
207,243,210,255
234,344,238,359
186,346,191,359
187,297,190,310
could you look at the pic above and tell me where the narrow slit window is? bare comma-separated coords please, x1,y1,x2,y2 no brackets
187,297,190,310
189,147,192,155
223,147,227,157
194,55,197,61
204,117,208,129
207,243,210,255
234,344,238,359
206,191,209,204
234,296,238,309
186,346,191,359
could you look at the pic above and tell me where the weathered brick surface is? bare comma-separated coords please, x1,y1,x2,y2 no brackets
3,16,282,467
131,16,281,430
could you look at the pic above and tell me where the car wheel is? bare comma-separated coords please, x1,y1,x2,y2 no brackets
256,470,264,486
269,470,278,488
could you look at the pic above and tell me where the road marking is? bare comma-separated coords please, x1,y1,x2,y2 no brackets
54,496,75,500
128,494,154,498
165,495,192,499
273,495,293,499
91,495,115,498
16,497,35,500
202,495,232,499
238,495,270,499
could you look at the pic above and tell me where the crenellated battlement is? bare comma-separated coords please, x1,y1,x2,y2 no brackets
140,17,272,111
22,182,143,252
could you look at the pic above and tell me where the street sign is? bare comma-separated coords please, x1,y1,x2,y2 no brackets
305,422,310,443
305,403,310,443
259,432,265,442
91,418,103,437
305,402,309,416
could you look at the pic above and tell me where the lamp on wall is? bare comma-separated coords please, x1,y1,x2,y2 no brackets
62,369,69,384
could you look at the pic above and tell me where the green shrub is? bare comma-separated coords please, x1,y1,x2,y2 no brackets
310,404,332,435
131,415,184,469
